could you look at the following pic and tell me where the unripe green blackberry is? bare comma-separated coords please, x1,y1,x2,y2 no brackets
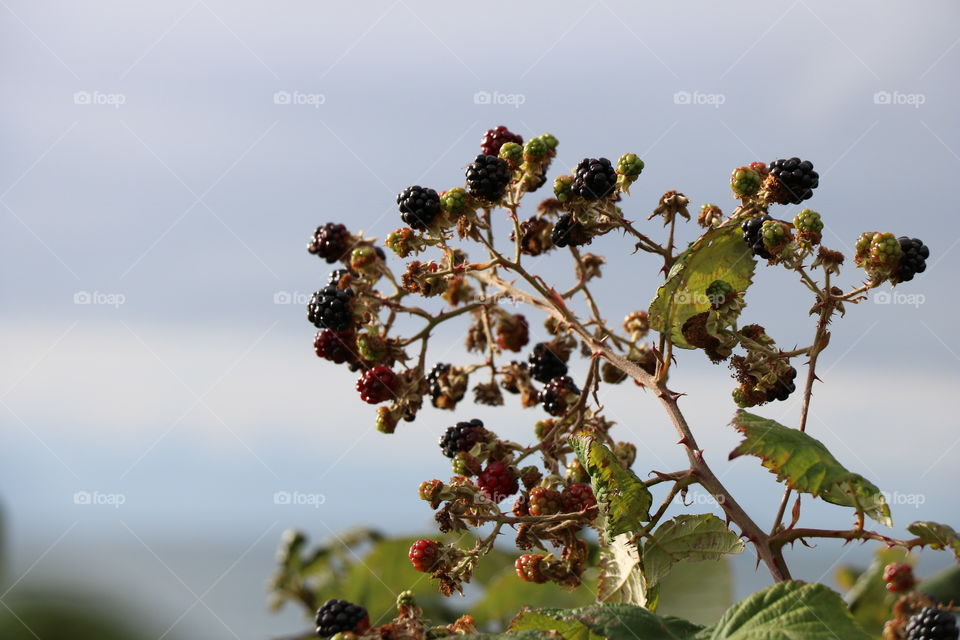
539,133,558,150
553,175,574,202
498,142,523,168
730,166,762,197
706,279,735,309
523,137,548,160
440,187,469,215
793,209,823,234
869,232,902,267
616,153,644,179
760,219,791,252
452,451,480,476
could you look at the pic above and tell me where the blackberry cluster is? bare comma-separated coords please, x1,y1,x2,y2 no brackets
768,157,819,204
766,367,797,402
904,607,958,640
551,214,591,248
465,154,511,201
438,419,487,458
355,366,399,404
895,237,930,282
742,215,774,259
308,223,350,263
327,268,357,289
307,286,354,331
397,185,442,230
572,157,617,200
477,461,519,502
480,126,523,157
539,376,580,417
528,343,567,383
314,330,355,364
315,599,369,638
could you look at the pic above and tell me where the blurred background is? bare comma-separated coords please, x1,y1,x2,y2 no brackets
2,1,959,637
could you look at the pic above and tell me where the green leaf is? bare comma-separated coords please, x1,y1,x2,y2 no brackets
729,410,892,527
648,222,755,349
511,612,604,640
642,514,744,591
571,434,652,541
597,533,656,608
657,558,735,626
520,604,703,640
698,581,871,640
907,521,960,560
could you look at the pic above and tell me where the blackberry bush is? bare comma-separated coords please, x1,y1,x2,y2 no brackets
275,127,950,640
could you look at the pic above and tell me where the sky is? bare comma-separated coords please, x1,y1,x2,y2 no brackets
2,1,960,637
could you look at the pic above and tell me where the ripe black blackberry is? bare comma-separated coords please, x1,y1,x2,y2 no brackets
308,223,350,263
427,362,450,403
551,214,591,248
327,268,358,289
572,157,617,200
438,419,487,458
480,126,523,157
315,599,369,638
742,215,774,260
307,286,354,331
427,362,466,409
895,237,930,283
767,157,818,205
765,367,797,402
904,607,958,640
465,154,511,201
528,343,567,383
396,185,442,230
539,376,580,416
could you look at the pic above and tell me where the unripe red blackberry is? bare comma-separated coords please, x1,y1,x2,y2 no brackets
480,126,523,157
408,539,440,573
882,562,915,593
528,486,562,516
314,330,356,364
355,366,399,404
308,223,351,263
515,554,548,583
562,483,597,513
477,461,519,502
